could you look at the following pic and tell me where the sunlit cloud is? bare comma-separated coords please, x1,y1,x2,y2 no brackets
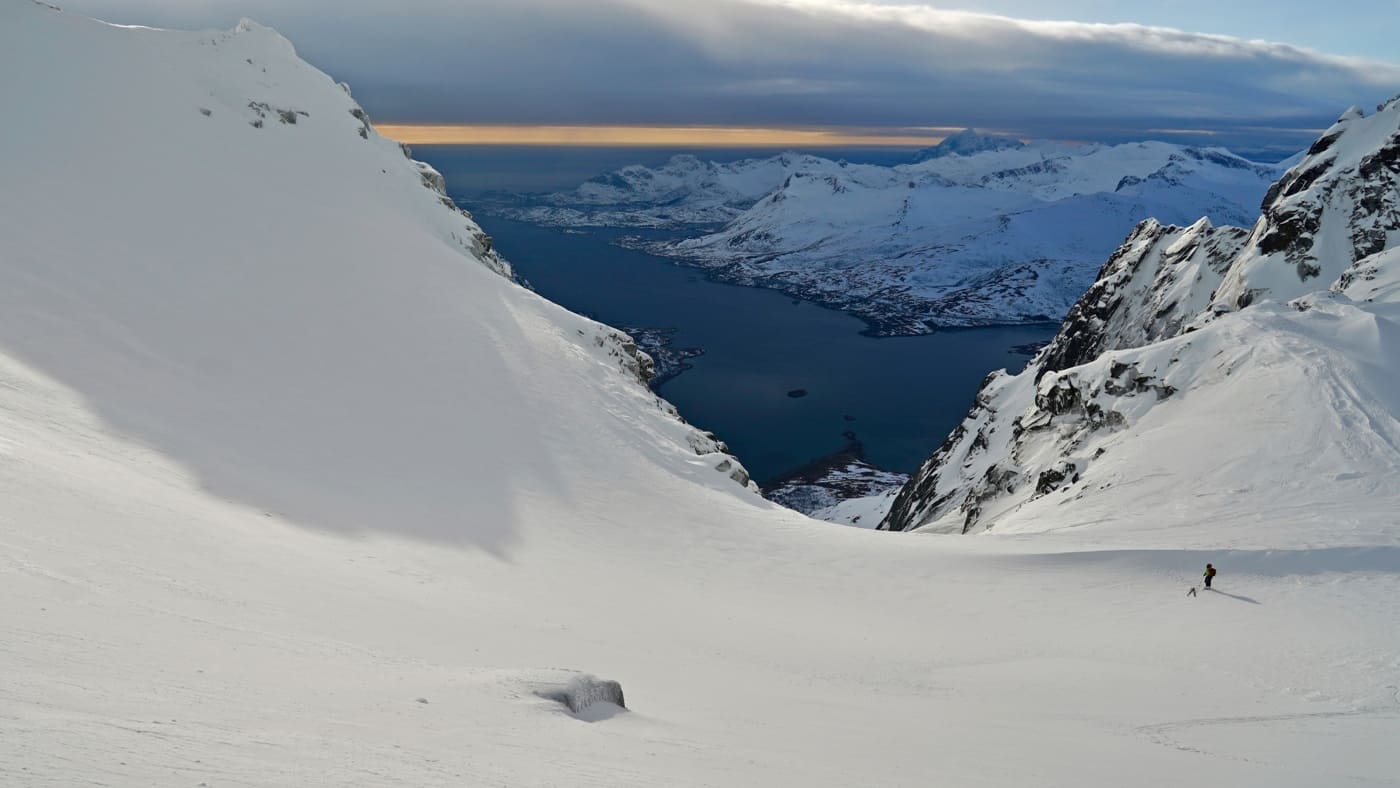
377,124,960,147
747,0,1387,66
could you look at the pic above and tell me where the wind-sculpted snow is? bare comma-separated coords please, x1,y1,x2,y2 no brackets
491,135,1282,333
883,100,1400,535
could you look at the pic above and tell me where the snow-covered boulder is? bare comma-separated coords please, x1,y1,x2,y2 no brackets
533,673,627,718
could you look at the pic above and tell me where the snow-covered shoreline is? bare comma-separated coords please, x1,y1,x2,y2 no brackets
481,133,1287,334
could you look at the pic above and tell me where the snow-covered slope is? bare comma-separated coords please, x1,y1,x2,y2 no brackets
495,151,856,228
4,6,1399,787
883,99,1400,537
491,135,1282,333
0,1,757,543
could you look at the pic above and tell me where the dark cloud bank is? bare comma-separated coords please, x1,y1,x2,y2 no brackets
61,0,1400,157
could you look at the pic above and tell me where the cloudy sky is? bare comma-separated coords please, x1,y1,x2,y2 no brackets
60,0,1400,155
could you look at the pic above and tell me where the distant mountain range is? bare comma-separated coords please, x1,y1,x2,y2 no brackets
482,133,1289,333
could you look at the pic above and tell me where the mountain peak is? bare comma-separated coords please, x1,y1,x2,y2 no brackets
1211,94,1400,310
913,129,1026,162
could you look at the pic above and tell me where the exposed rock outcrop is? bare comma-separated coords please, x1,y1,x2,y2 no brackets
1036,218,1249,376
1214,98,1400,310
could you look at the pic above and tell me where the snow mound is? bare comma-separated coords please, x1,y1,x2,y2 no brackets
534,673,628,719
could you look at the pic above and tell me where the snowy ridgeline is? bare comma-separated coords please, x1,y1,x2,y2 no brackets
481,131,1287,333
878,98,1400,538
4,6,1400,788
0,1,759,515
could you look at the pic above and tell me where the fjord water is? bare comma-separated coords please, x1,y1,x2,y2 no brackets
419,147,1056,482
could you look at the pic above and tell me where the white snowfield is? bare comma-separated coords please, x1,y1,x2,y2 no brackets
2,5,1398,787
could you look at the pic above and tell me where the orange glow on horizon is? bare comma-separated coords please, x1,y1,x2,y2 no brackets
376,123,958,147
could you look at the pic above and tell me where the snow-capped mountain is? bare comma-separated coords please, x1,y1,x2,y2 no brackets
4,5,1398,786
492,136,1283,333
659,141,1284,333
911,128,1026,161
494,151,848,228
881,98,1400,536
1214,104,1400,309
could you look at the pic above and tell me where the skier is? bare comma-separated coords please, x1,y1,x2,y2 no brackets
1203,563,1217,589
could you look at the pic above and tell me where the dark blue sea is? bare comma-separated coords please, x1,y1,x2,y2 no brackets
415,146,1056,483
